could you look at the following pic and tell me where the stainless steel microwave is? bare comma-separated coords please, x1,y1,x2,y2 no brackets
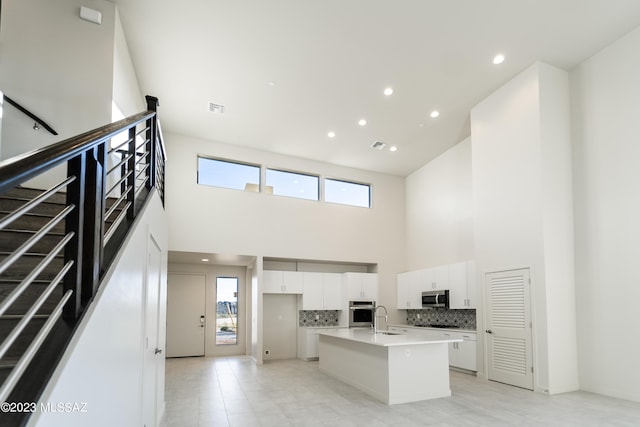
422,290,449,308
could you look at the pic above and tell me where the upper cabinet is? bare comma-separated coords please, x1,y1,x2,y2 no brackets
263,270,304,294
448,261,476,309
301,272,343,310
344,272,378,301
427,265,449,290
397,270,422,309
396,261,477,309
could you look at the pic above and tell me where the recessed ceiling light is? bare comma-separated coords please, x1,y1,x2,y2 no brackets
267,81,276,87
201,258,209,262
327,131,336,138
419,123,425,127
384,87,394,96
493,54,505,65
358,119,367,126
389,146,398,152
430,110,440,118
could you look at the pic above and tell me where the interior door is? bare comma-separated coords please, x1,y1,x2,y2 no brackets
142,236,162,427
166,273,206,357
485,268,533,390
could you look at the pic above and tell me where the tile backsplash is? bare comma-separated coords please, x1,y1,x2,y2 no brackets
299,310,339,326
407,308,476,330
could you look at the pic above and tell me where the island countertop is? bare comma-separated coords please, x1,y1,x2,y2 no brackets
318,327,461,347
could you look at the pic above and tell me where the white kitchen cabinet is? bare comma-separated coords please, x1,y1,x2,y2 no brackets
322,273,343,310
442,331,477,371
301,272,343,310
389,326,477,372
344,272,378,301
298,327,342,361
301,272,324,309
263,270,303,294
426,265,449,290
448,261,477,309
466,261,477,308
396,270,422,309
298,327,320,361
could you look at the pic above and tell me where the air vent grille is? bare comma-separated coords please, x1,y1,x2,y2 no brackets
371,141,386,150
208,102,225,114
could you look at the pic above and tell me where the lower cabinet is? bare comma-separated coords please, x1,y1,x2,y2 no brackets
388,326,477,372
298,327,342,361
298,327,319,361
442,331,477,372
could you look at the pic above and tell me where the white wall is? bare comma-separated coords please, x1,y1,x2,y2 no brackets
29,191,168,427
165,132,406,326
113,9,145,116
0,0,146,191
471,62,578,394
0,0,115,156
570,26,640,402
404,137,474,270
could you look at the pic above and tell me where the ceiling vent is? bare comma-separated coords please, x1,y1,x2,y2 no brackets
371,141,386,150
208,102,225,114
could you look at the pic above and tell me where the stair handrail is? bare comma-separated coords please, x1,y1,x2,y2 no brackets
2,94,59,136
0,111,153,194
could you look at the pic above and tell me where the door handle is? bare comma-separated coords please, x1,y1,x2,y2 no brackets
485,329,493,334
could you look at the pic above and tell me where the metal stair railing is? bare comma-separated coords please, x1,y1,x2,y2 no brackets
0,95,165,424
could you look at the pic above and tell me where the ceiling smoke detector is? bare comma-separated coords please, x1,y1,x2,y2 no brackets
371,141,387,150
208,102,225,114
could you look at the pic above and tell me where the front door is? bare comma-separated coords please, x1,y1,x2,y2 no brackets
166,273,206,357
485,268,534,390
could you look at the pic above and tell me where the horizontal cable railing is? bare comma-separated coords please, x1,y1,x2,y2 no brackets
0,95,164,423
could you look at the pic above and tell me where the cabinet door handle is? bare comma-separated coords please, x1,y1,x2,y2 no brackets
485,329,493,334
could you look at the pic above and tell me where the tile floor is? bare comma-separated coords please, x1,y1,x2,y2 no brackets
160,356,640,426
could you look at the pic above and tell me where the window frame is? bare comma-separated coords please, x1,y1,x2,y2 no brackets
323,177,372,208
197,155,262,192
265,167,320,202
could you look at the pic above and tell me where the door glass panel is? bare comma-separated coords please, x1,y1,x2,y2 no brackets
216,277,238,345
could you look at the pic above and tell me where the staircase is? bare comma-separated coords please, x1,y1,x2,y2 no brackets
0,95,165,426
0,187,67,386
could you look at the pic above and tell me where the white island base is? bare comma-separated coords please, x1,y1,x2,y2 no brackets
318,329,460,405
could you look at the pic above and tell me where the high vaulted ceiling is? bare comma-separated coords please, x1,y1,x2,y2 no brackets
113,0,640,176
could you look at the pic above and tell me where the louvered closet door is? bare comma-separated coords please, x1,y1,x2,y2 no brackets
485,269,533,390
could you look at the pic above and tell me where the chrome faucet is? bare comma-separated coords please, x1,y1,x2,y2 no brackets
373,305,388,334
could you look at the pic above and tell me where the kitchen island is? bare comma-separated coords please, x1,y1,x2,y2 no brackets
318,328,461,405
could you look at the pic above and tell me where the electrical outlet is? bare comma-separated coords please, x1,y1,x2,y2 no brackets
315,314,320,320
417,314,421,319
405,349,411,358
